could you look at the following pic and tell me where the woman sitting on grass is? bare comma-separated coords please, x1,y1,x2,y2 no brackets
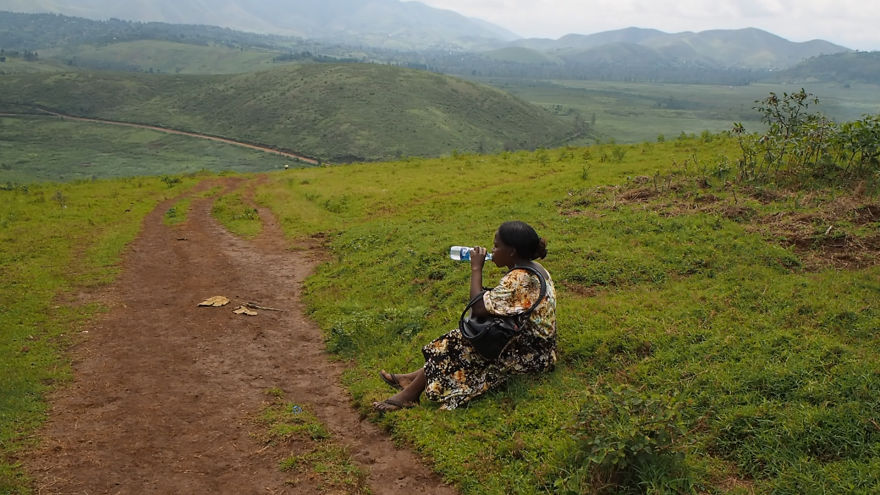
373,220,557,412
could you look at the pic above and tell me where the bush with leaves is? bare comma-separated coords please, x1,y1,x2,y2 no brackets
731,89,880,188
834,114,880,176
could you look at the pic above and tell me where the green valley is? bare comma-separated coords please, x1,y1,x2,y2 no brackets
484,78,880,144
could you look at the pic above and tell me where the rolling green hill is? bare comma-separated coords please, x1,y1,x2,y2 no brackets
775,51,880,84
512,27,849,70
38,40,285,74
0,63,580,162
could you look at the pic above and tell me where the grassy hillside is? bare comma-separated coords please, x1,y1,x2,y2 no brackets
0,55,67,74
775,51,880,84
253,137,879,493
483,47,563,65
0,115,299,183
0,64,579,162
1,135,878,493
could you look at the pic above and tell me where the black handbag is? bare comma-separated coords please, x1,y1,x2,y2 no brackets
458,264,547,360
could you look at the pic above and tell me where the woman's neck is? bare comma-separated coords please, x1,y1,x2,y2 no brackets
508,257,532,269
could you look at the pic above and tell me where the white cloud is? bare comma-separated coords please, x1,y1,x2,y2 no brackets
417,0,880,49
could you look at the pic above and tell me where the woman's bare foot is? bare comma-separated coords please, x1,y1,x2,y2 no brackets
373,368,426,412
379,370,416,390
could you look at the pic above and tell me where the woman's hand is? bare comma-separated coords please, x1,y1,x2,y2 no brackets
470,246,488,271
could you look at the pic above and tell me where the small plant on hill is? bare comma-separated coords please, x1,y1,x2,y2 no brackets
161,175,182,188
562,384,693,494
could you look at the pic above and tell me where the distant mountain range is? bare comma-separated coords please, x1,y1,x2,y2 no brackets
0,5,863,84
0,0,518,49
0,0,853,65
504,27,849,70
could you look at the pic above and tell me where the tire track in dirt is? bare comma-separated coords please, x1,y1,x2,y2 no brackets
25,176,455,494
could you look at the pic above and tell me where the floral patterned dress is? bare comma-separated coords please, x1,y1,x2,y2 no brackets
422,266,557,410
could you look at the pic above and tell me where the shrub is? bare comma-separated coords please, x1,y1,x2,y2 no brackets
566,384,692,493
731,89,880,189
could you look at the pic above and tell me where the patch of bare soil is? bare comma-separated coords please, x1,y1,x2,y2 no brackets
749,199,880,270
25,177,455,494
559,178,880,270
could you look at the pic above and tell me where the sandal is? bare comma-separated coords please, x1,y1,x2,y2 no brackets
379,371,403,390
372,398,419,412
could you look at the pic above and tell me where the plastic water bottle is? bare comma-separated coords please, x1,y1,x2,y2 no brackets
449,246,493,261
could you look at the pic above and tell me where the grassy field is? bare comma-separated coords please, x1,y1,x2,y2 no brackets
484,78,880,144
0,115,301,183
0,175,199,492
0,57,68,74
254,137,879,493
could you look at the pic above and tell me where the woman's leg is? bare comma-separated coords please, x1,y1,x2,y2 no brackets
373,368,426,411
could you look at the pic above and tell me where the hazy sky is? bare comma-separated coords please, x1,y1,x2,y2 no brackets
418,0,879,50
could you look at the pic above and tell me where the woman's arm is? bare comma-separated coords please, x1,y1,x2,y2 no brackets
469,246,490,317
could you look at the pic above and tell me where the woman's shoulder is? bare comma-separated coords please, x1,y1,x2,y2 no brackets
499,265,552,295
507,263,551,282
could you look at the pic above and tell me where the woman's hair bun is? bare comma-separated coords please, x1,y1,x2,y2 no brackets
534,238,548,260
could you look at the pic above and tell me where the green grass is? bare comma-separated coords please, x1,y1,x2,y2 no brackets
163,197,192,226
254,136,879,494
0,64,577,162
255,389,370,493
0,175,199,493
212,188,262,239
0,57,68,74
484,79,880,145
0,115,300,183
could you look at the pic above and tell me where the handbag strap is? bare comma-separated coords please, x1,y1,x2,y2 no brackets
459,264,548,322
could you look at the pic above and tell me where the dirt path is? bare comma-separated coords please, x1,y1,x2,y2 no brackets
0,111,321,165
25,177,455,494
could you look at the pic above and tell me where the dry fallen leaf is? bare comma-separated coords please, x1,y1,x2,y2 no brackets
233,306,258,316
198,296,230,307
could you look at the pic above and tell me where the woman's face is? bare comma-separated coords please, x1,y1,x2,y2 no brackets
491,231,517,267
